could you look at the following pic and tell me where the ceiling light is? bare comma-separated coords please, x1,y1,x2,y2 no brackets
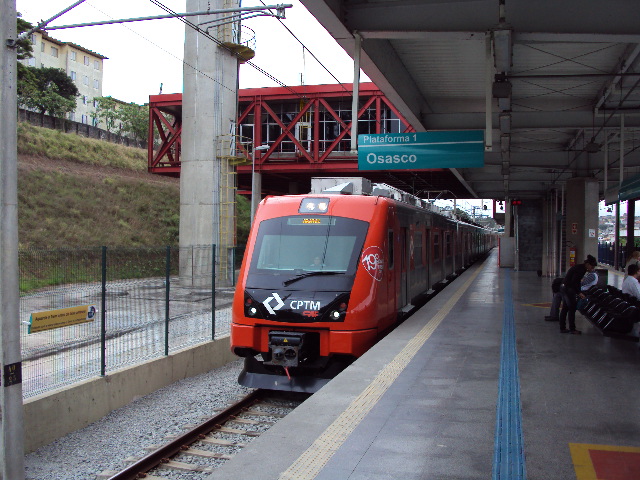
493,28,513,73
500,134,510,153
498,96,511,111
499,113,511,133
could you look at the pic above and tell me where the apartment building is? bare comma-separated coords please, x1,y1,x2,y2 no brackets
21,30,107,125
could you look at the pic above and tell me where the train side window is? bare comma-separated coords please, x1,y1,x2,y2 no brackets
433,233,440,260
414,231,423,266
388,230,394,269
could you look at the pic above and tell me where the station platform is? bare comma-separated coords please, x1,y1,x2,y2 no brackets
209,250,640,480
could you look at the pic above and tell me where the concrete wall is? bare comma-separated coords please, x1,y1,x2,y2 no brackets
23,338,236,453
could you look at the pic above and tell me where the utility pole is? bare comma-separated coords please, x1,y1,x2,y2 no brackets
1,1,26,478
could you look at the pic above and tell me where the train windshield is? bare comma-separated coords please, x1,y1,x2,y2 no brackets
248,216,368,281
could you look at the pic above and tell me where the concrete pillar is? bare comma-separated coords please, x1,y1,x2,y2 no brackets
180,0,240,286
565,177,599,266
1,1,26,477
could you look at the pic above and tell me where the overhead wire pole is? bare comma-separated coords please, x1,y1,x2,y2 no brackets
1,1,25,478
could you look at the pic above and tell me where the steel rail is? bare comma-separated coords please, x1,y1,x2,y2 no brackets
107,389,264,480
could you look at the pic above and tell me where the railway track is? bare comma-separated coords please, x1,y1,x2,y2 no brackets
101,389,309,480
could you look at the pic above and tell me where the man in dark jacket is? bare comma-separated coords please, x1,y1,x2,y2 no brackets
559,254,597,334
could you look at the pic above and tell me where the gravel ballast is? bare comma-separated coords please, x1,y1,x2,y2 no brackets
25,359,251,480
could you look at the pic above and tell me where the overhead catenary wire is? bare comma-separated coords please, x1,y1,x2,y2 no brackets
257,0,354,97
149,0,307,99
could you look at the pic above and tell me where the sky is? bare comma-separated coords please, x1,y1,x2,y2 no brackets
16,0,367,104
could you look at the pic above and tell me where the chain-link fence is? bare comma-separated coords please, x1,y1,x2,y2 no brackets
19,245,237,399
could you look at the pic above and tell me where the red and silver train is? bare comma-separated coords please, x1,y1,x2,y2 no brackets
231,178,496,392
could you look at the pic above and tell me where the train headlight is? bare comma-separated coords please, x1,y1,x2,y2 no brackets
329,310,342,320
299,197,329,213
244,294,261,318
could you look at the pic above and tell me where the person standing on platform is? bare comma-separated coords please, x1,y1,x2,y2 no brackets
622,264,640,299
559,255,597,334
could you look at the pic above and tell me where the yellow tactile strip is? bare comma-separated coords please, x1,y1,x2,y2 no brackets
279,265,484,480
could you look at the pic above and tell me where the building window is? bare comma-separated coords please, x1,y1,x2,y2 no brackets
81,114,88,124
83,75,89,86
83,95,87,104
70,71,76,81
93,99,99,108
70,51,76,61
51,46,58,57
69,112,75,121
40,42,45,52
28,57,36,67
29,34,36,44
94,60,100,70
93,79,99,89
84,55,89,66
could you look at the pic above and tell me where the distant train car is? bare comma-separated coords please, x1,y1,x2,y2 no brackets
231,178,495,392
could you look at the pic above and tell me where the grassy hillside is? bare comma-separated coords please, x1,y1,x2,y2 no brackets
17,123,179,248
17,123,251,250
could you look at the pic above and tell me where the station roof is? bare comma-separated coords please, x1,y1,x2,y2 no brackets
300,0,640,200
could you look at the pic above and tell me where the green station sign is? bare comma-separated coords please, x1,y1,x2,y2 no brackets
357,130,484,170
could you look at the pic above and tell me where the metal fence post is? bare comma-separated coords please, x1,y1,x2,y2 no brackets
165,246,170,356
100,246,107,376
212,244,216,341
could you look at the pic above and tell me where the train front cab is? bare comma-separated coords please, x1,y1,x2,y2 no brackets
231,195,399,392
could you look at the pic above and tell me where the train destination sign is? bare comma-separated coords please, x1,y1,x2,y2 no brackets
357,130,484,170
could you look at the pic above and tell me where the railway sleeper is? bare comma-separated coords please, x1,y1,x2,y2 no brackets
216,426,261,436
159,459,213,472
201,436,246,447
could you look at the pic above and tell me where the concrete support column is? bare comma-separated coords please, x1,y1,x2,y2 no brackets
1,1,26,476
565,177,599,266
180,0,240,286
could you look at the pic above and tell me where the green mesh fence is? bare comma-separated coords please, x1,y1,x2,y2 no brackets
19,245,234,399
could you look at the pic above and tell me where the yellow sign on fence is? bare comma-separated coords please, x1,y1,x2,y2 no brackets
29,305,97,334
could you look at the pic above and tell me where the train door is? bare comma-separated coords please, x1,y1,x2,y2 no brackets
400,227,408,307
432,229,442,287
387,228,396,313
425,228,431,290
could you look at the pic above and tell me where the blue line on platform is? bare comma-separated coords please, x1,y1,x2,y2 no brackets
492,269,527,480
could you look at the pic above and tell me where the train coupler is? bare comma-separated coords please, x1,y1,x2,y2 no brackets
264,331,308,368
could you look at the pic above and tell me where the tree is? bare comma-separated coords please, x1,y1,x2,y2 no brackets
16,14,35,100
119,102,149,141
16,14,34,60
454,208,472,223
18,67,79,124
19,81,76,124
93,96,121,133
